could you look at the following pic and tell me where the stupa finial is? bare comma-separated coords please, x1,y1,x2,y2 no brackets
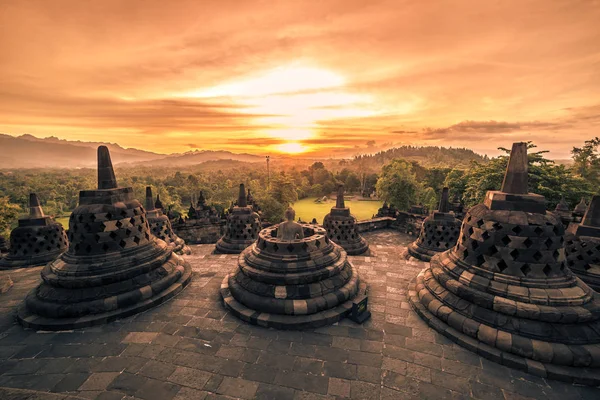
238,184,247,207
145,186,155,211
581,195,600,227
29,193,44,218
155,194,164,210
438,187,449,213
97,146,118,190
336,184,345,209
501,142,528,194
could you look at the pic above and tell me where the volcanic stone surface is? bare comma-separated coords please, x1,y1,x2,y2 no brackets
409,142,600,386
0,193,68,270
0,230,598,398
221,222,367,329
145,187,191,255
16,146,191,330
216,184,262,254
565,195,600,291
408,187,462,262
323,185,369,256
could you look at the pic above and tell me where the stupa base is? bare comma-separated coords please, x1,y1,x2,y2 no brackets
335,238,369,256
406,242,440,262
0,250,64,270
17,261,192,331
408,274,600,386
214,239,254,254
221,277,368,330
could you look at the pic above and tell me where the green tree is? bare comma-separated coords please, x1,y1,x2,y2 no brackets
0,197,21,237
271,172,298,206
375,159,419,210
256,195,287,224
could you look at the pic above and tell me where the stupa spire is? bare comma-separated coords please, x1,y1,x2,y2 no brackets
336,185,345,209
145,186,155,211
97,146,118,190
155,194,164,210
581,195,600,227
501,142,528,194
29,193,45,218
438,187,449,213
238,184,247,207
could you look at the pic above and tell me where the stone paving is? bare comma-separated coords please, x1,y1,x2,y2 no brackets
0,230,598,400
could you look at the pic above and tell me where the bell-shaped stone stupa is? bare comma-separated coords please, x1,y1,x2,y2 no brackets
323,185,369,255
573,198,588,223
215,183,262,254
0,235,8,254
407,187,462,261
565,195,600,291
220,207,369,329
409,142,600,385
0,193,68,270
145,187,191,255
554,196,573,226
17,146,191,330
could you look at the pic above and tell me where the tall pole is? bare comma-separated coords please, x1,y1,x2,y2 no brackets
266,155,270,190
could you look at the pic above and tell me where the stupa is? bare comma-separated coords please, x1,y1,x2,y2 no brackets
17,146,191,330
145,187,191,255
215,184,262,254
409,142,600,385
0,193,68,270
173,190,224,244
573,198,588,223
407,187,462,262
565,195,600,291
0,235,8,254
376,202,397,218
220,207,370,329
554,196,573,226
323,185,369,255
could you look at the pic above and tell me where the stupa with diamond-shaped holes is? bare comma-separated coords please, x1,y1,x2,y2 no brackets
407,187,462,261
220,207,367,329
145,186,191,255
215,184,261,254
323,185,369,255
17,146,191,330
0,193,68,270
565,195,600,291
409,142,600,385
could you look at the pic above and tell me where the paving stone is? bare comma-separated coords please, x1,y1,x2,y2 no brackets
167,366,212,390
293,357,324,375
78,372,120,391
332,337,361,351
274,370,329,395
204,374,224,392
241,363,278,384
107,372,148,396
255,383,295,400
173,387,208,400
323,361,357,380
356,365,381,384
135,379,181,400
138,360,177,380
470,381,505,400
216,377,259,399
51,373,91,392
348,350,382,367
349,380,380,400
327,377,351,397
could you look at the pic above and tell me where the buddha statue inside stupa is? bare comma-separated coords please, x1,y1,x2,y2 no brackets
277,207,304,240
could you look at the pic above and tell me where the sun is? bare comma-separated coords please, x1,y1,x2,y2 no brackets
275,142,308,154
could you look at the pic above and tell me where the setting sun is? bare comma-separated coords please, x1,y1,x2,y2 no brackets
275,142,308,154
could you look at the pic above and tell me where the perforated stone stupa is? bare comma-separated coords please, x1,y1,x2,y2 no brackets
409,142,600,385
323,185,369,255
0,236,8,254
407,187,462,262
145,187,191,255
554,196,573,226
573,198,588,223
215,183,261,254
565,195,600,291
220,207,368,329
0,193,68,270
17,146,191,330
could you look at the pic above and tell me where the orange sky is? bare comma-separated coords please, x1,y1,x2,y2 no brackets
1,0,599,158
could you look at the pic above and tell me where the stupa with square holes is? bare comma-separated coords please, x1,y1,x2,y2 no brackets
17,146,191,330
0,193,68,270
407,187,462,262
409,142,600,385
215,183,262,254
322,185,369,255
145,186,191,255
565,195,600,291
173,191,224,244
220,207,369,329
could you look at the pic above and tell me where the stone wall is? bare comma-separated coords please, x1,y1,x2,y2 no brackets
173,220,225,244
355,217,395,233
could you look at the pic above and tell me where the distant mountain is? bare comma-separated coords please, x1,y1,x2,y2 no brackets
128,150,263,167
0,134,262,169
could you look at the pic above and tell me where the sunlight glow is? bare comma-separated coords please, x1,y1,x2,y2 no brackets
275,142,308,154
